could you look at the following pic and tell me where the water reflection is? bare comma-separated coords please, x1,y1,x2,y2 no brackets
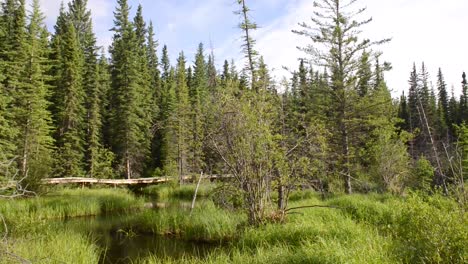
61,212,220,264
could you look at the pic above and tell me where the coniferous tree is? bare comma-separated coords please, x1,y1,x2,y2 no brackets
357,51,372,97
190,43,206,173
109,0,150,178
53,19,86,177
0,0,27,163
174,52,190,181
448,87,460,128
207,51,217,91
398,92,410,131
67,0,111,177
293,0,391,193
15,0,54,183
437,68,449,129
236,0,258,90
147,21,161,172
461,72,468,123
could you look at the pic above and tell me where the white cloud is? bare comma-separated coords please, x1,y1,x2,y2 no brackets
219,0,468,96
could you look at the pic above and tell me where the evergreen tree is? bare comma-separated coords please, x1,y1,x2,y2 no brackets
437,68,449,130
0,0,27,163
221,59,231,85
189,43,207,173
174,52,190,181
357,51,372,97
147,21,161,172
461,72,468,123
236,0,258,90
109,0,150,178
293,0,391,193
15,0,54,184
53,20,86,177
398,92,410,131
207,51,217,91
448,87,459,128
67,0,110,177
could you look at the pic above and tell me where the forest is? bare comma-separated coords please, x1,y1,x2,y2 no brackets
0,0,467,263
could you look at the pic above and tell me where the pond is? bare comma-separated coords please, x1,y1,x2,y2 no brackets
61,208,222,263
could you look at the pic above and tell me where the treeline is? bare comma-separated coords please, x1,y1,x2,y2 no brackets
0,0,467,206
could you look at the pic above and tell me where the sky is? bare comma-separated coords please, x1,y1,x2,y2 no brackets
30,0,467,97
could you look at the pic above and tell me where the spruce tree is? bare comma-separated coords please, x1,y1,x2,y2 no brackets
357,51,372,97
398,92,410,131
461,72,468,123
437,68,449,129
0,0,26,163
133,4,153,175
53,20,86,177
67,0,111,178
236,0,258,90
15,0,54,183
110,0,151,178
293,0,390,193
190,43,207,173
147,21,161,172
174,52,190,181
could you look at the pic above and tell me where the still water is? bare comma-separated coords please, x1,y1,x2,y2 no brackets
61,210,221,264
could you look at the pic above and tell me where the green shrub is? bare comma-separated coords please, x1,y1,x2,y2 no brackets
392,194,467,263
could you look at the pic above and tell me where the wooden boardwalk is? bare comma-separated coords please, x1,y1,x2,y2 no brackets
42,175,230,186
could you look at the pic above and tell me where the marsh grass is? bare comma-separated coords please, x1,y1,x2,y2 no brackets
0,229,100,264
121,200,245,242
141,192,467,264
142,183,214,200
0,188,145,235
1,188,466,264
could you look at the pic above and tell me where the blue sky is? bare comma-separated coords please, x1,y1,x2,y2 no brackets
32,0,468,96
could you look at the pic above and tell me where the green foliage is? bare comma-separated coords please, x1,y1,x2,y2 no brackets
393,193,467,263
0,230,100,264
410,156,434,191
52,18,86,177
369,129,410,193
109,0,152,178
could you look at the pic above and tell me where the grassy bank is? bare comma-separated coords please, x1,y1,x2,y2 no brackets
141,192,467,264
0,188,145,264
0,188,145,235
1,187,466,264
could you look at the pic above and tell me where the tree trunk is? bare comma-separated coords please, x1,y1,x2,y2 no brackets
277,184,285,211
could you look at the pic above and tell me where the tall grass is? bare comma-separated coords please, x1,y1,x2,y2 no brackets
0,229,100,264
142,183,214,200
121,200,245,242
0,188,145,235
141,191,467,264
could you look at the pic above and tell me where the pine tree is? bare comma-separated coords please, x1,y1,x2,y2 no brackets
14,0,54,184
0,0,27,163
448,87,459,128
357,51,372,97
174,52,190,181
110,0,150,178
236,0,258,90
189,43,207,173
461,72,468,123
67,0,110,178
53,19,86,177
398,92,410,131
133,4,153,175
147,21,160,111
147,21,161,172
437,68,449,129
293,0,390,193
207,51,217,91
